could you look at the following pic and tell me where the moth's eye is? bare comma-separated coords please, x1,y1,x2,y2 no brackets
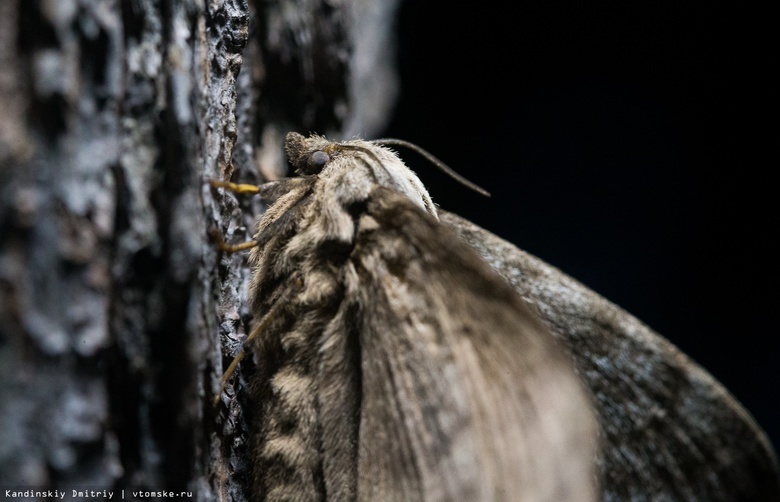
297,149,330,175
312,150,329,166
308,150,330,171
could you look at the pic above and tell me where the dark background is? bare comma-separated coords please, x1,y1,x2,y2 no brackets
385,2,777,448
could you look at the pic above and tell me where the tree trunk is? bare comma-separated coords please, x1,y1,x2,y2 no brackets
0,0,398,499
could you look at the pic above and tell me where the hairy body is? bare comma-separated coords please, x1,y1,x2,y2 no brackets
244,133,598,501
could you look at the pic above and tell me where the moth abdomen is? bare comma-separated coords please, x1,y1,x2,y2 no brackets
251,313,332,500
249,240,354,500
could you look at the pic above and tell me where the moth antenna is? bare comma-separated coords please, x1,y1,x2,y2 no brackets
369,138,491,197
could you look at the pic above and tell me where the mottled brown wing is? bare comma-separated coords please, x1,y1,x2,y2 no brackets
441,210,780,501
344,188,598,501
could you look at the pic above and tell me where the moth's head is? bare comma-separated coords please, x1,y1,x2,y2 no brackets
285,133,335,176
284,132,437,217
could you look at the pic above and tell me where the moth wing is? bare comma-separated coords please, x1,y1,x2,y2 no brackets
347,189,598,501
440,210,780,500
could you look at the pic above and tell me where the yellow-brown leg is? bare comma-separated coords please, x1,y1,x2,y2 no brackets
208,178,262,252
208,227,259,254
208,178,261,195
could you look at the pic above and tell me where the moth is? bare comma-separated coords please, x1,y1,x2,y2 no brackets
211,133,780,501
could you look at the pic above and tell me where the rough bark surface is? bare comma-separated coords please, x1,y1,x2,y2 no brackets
0,0,397,499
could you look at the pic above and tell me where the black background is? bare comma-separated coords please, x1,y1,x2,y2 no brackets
384,2,777,448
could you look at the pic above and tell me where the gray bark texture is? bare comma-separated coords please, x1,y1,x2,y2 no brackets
0,0,397,499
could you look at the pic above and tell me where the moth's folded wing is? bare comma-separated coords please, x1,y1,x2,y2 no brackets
348,189,598,502
442,210,780,501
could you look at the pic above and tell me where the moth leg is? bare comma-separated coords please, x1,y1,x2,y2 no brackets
213,275,304,405
208,178,261,195
208,226,259,254
213,311,273,406
207,178,262,252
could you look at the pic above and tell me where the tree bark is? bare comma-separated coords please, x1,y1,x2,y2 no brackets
0,0,398,499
